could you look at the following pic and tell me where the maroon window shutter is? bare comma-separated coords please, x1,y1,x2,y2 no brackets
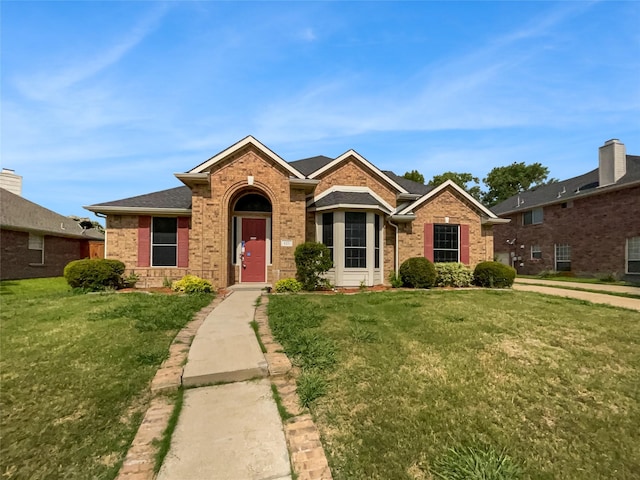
460,224,470,264
138,216,151,267
177,217,189,268
424,223,434,261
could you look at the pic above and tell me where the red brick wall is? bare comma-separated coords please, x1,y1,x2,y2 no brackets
0,229,98,280
493,185,640,280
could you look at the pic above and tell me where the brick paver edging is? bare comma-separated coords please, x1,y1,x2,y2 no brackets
115,291,231,480
254,294,334,480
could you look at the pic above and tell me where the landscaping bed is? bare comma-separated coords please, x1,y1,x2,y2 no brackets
268,290,640,479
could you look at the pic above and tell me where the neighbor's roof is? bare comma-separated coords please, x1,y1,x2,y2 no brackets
492,155,640,216
382,170,434,196
1,188,104,240
288,156,334,176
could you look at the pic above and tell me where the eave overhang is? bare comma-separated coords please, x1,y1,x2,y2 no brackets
83,206,192,216
174,173,209,188
388,214,416,223
481,217,511,225
289,177,320,193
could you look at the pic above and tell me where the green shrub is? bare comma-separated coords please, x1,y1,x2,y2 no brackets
294,242,333,291
473,261,516,288
388,270,403,288
274,278,303,293
171,275,213,294
435,262,474,287
399,257,436,288
63,258,125,291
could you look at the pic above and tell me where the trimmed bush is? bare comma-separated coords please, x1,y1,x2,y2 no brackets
171,275,213,294
64,258,125,291
294,242,333,291
399,257,436,288
274,278,303,293
435,262,474,287
473,261,516,288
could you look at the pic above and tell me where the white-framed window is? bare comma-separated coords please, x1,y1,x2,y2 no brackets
345,212,367,268
322,212,334,262
28,233,44,265
531,245,542,259
555,244,571,272
152,217,177,267
627,237,640,274
523,208,543,225
433,224,459,263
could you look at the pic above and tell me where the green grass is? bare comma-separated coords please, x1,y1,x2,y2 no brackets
268,290,640,480
0,278,213,480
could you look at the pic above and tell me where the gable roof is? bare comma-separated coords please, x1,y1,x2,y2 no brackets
492,155,640,216
85,186,192,215
398,180,498,219
188,135,305,179
1,188,104,240
307,150,409,194
307,186,394,214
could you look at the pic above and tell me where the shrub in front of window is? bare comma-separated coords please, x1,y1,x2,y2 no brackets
171,275,213,294
434,262,474,287
274,278,303,293
473,261,516,288
64,258,126,291
294,242,333,291
399,257,437,288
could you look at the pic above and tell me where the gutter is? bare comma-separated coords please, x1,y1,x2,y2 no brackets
83,206,192,216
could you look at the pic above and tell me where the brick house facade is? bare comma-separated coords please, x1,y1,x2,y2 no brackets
86,136,505,288
1,187,104,280
492,139,640,283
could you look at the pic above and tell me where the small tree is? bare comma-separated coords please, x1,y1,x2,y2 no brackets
429,172,483,201
403,170,425,184
294,242,333,291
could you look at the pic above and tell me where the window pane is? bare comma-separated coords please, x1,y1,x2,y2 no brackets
345,212,366,247
434,250,458,263
153,246,176,266
374,215,380,269
29,234,44,250
555,244,571,271
434,225,458,249
322,213,334,262
628,237,640,260
153,218,177,244
628,261,640,273
345,248,366,268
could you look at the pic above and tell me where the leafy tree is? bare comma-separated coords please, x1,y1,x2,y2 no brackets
482,162,551,207
403,170,425,184
68,216,105,233
428,172,482,201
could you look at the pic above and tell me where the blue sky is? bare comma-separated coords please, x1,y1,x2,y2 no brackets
2,1,639,221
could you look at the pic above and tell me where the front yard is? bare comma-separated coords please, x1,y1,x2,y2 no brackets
268,290,640,479
0,278,213,480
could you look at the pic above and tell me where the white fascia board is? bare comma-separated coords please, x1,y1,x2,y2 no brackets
306,185,394,212
310,204,391,214
188,135,305,179
399,179,497,218
308,149,408,194
83,206,192,216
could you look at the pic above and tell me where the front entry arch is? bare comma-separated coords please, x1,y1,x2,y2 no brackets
230,190,272,284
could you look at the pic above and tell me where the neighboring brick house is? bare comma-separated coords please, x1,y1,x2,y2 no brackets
1,183,105,280
492,139,640,283
85,136,506,288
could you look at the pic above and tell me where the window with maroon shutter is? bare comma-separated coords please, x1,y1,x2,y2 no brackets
138,216,151,267
151,217,177,266
433,224,459,262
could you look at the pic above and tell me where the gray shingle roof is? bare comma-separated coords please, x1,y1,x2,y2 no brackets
288,156,334,176
309,191,391,212
381,170,434,195
492,155,640,215
88,186,192,210
1,188,104,240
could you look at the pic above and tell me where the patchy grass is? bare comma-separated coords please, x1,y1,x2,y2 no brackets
0,278,213,480
268,290,640,480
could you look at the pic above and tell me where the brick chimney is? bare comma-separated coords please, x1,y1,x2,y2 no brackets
0,168,23,196
598,139,626,187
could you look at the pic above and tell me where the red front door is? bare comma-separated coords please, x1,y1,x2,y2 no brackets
241,218,266,282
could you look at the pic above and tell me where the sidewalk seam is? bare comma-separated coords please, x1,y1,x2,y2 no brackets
115,291,232,480
254,294,334,480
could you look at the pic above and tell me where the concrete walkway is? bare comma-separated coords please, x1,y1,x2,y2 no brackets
157,287,292,480
515,277,640,295
513,279,640,312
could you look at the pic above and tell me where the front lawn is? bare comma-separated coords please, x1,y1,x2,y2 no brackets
0,278,213,480
268,290,640,479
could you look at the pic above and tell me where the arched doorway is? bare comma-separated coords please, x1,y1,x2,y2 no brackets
230,191,272,283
